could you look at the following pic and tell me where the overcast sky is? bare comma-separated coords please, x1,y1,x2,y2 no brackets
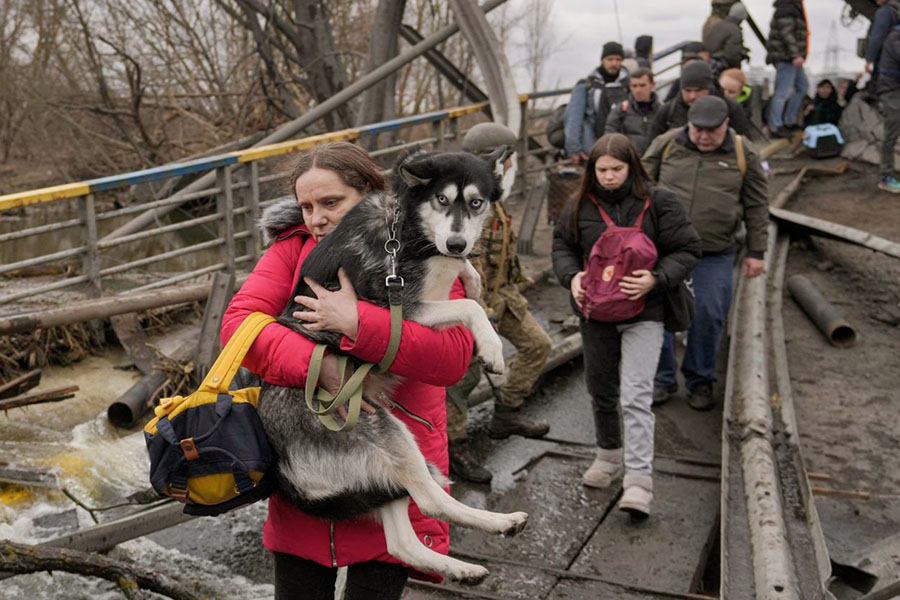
508,0,871,91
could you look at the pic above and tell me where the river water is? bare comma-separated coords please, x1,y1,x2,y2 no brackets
0,347,275,599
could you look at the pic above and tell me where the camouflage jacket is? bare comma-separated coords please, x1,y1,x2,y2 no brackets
472,201,530,321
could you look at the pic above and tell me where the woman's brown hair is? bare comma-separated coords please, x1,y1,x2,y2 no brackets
288,142,386,198
569,133,654,239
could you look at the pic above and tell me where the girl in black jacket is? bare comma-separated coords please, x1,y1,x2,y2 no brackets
552,133,701,518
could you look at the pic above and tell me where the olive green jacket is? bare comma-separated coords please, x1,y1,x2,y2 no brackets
472,201,530,321
642,127,768,256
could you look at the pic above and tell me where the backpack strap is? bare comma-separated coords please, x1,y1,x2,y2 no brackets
199,312,276,395
735,134,747,177
588,195,616,228
662,138,676,162
634,198,652,229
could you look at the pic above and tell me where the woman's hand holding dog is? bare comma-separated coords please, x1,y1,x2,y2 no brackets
294,268,359,341
619,269,657,301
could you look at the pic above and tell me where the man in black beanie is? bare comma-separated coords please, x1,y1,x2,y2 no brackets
648,60,750,143
563,40,630,162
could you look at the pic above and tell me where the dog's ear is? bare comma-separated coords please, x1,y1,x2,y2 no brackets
398,158,433,188
481,144,513,180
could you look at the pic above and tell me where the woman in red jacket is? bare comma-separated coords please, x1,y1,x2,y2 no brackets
220,142,475,599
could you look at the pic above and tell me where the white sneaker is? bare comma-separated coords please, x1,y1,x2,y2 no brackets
582,447,624,488
618,473,653,519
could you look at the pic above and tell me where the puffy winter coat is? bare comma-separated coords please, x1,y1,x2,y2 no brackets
878,25,900,95
551,183,702,322
564,66,630,156
603,93,662,155
642,127,769,257
704,16,748,69
766,0,808,64
220,200,475,581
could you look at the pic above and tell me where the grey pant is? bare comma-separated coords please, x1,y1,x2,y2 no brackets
880,90,900,177
580,318,664,475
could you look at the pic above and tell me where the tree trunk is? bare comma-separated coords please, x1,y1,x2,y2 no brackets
0,539,199,600
291,0,355,130
356,0,407,146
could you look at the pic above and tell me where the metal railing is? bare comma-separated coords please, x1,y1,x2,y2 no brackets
0,90,572,310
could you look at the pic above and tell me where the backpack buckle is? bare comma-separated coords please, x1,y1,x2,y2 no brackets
180,437,200,461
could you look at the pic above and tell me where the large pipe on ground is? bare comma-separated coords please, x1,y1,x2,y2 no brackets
102,0,509,242
787,275,857,348
108,343,195,428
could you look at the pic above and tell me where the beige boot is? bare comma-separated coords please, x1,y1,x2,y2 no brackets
618,473,653,519
582,447,624,488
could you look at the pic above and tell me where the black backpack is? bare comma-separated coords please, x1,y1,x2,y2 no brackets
547,104,568,149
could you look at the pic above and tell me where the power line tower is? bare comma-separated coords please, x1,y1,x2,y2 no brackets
824,20,841,77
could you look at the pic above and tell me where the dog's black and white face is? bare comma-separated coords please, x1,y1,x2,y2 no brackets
396,147,511,257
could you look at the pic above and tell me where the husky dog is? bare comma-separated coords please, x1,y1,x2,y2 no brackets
257,148,527,584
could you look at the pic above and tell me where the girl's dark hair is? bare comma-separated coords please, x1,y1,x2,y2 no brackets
288,142,386,199
569,133,654,239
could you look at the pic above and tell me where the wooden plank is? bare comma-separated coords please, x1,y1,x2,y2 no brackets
0,462,59,488
193,271,235,382
769,207,900,260
0,369,42,399
569,474,720,593
516,179,549,255
110,313,157,376
0,386,79,411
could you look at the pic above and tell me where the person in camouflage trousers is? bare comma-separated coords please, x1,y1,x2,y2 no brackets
446,122,553,484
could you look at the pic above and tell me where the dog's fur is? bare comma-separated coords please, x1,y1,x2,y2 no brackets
256,148,527,584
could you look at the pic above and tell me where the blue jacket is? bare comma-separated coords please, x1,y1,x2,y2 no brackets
564,67,629,156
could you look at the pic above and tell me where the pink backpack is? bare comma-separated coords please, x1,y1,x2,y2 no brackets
581,196,658,322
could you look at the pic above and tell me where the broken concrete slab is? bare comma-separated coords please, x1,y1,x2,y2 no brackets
570,473,719,593
451,453,618,570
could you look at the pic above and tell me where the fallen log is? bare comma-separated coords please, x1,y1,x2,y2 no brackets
0,385,78,411
0,369,41,399
0,538,199,600
0,275,247,336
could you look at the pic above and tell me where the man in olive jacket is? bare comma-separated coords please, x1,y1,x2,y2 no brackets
643,96,768,410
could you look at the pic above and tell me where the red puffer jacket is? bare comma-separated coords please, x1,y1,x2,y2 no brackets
220,220,474,582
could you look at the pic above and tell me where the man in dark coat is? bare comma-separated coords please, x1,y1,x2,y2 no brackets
766,0,809,137
648,61,750,143
865,0,900,92
604,67,661,155
704,2,749,70
876,24,900,193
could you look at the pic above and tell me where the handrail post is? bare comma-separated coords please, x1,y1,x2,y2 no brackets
216,166,236,274
432,120,446,151
247,162,262,260
79,194,102,297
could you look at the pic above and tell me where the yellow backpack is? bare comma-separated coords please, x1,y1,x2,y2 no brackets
144,312,276,515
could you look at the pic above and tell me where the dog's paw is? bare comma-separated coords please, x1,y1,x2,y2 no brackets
451,563,489,586
477,342,505,375
499,511,529,537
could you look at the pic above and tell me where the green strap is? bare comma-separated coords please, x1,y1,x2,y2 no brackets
305,299,403,433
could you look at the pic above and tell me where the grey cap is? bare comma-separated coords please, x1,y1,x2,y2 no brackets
688,95,730,128
462,122,517,155
728,2,747,21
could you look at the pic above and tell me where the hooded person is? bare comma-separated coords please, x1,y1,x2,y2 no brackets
704,1,749,70
702,0,738,38
563,41,631,162
805,78,842,126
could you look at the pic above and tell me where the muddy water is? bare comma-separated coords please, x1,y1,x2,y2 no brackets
0,346,276,599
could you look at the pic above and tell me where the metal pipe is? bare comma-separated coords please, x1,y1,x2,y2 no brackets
0,246,84,276
101,0,510,242
107,369,170,428
787,275,857,348
0,217,82,243
0,275,90,307
97,213,221,250
99,239,225,277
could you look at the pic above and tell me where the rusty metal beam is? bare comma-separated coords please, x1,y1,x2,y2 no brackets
769,207,900,260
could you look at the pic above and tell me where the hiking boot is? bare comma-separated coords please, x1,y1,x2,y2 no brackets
488,406,550,440
687,382,716,411
618,473,653,519
582,447,624,489
652,383,678,407
448,439,492,484
878,175,900,194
